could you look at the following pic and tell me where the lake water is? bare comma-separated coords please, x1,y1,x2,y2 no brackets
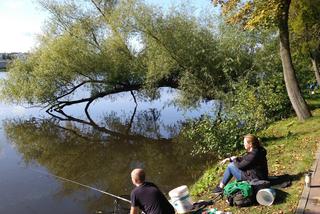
0,72,215,213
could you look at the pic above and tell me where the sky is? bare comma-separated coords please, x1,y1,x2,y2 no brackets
0,0,213,53
0,0,46,52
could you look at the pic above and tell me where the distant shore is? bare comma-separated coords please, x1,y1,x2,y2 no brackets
0,60,8,70
0,52,28,70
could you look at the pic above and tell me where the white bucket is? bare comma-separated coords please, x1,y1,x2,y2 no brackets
169,185,193,213
256,188,276,206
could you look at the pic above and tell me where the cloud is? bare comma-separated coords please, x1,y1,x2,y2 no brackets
0,0,47,52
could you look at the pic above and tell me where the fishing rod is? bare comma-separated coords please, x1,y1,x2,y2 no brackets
30,168,131,204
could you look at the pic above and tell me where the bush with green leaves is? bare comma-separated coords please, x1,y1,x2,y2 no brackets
183,75,291,156
182,115,251,156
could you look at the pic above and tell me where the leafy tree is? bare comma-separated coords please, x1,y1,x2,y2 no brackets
182,23,291,155
212,0,312,121
0,0,252,114
290,0,320,85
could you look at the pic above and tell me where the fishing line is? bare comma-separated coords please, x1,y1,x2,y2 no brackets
30,168,131,204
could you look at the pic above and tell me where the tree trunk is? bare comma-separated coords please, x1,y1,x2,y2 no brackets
311,50,320,86
278,0,311,121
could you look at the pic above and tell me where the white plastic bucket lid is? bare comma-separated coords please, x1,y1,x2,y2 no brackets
169,185,189,198
256,188,276,206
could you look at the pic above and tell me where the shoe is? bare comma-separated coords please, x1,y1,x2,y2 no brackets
212,186,223,194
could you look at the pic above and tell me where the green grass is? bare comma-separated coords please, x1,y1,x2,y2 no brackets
190,100,320,213
306,93,320,110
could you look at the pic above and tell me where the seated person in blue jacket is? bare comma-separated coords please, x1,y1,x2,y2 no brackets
130,168,175,214
213,134,268,194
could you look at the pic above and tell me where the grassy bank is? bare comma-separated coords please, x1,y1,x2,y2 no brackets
190,96,320,213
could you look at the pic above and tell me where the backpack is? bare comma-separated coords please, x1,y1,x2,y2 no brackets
223,181,253,207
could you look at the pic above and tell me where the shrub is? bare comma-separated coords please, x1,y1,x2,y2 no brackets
183,76,291,155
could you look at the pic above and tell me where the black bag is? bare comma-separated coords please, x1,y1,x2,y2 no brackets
225,180,270,207
249,179,271,194
224,181,254,207
227,191,254,207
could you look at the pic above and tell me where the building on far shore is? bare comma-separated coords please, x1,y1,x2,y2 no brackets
0,52,28,70
0,60,7,70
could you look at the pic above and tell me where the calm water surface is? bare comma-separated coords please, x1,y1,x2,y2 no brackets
0,72,215,214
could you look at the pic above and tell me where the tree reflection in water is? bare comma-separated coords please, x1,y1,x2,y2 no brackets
4,108,212,213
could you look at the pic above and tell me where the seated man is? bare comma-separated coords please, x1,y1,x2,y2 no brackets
130,168,175,214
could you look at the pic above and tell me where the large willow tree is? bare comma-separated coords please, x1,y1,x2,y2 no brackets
0,0,253,114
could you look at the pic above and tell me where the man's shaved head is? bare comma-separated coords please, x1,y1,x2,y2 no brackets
131,168,145,185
